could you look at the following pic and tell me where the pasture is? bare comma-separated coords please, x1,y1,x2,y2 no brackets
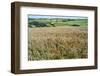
28,17,88,27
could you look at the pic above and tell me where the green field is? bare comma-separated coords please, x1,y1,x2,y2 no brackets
28,17,88,27
28,15,88,61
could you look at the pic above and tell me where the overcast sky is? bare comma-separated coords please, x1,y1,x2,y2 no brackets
28,15,88,19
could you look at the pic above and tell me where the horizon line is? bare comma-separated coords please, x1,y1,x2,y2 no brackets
28,15,88,19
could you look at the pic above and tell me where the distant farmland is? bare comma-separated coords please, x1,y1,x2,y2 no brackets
28,15,88,61
28,16,88,27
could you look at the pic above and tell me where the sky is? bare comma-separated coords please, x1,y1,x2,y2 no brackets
28,15,88,19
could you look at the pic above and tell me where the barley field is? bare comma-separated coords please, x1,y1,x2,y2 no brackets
28,26,88,60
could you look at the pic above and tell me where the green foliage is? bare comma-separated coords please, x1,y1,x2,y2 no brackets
28,18,88,28
28,25,33,28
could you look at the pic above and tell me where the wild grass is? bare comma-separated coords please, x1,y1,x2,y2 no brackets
28,26,88,61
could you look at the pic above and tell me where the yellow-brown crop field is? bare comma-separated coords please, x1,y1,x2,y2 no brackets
28,26,88,60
